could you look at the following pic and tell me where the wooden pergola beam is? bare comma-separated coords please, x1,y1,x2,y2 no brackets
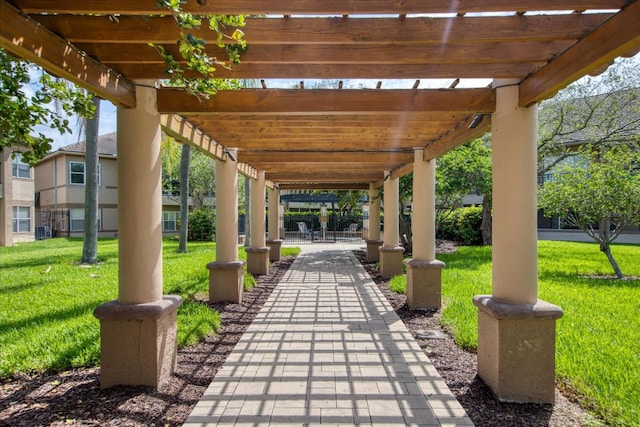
76,41,573,64
278,183,370,190
158,88,496,115
160,114,258,179
108,62,542,80
238,151,414,164
424,114,491,160
15,0,625,15
266,171,384,182
31,15,610,45
0,0,135,107
519,0,640,106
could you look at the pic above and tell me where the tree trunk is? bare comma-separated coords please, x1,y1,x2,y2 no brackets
601,243,625,279
244,176,251,247
178,144,190,253
481,192,492,246
599,218,624,279
81,95,100,264
399,202,412,255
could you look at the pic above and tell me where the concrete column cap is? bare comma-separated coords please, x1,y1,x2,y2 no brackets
405,259,446,269
473,295,563,320
365,239,383,245
94,295,183,321
379,246,405,253
206,260,245,271
266,239,284,244
245,246,270,253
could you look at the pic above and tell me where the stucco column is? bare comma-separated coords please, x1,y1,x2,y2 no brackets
94,83,182,389
406,149,444,309
266,187,283,261
473,80,563,403
379,172,404,278
207,148,244,302
365,183,383,262
246,171,269,274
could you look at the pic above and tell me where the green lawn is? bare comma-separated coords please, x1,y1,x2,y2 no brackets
391,240,640,426
0,237,299,378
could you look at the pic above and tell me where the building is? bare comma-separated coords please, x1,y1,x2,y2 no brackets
34,132,181,238
0,148,36,246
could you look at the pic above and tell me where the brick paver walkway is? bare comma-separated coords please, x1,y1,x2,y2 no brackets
185,244,473,426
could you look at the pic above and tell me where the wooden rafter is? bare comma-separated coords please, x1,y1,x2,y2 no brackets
14,0,626,15
31,15,609,45
278,183,370,190
424,115,492,160
0,0,135,107
157,88,496,115
160,114,258,179
519,0,640,106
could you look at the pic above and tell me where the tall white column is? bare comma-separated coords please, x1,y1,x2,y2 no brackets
472,80,562,404
250,171,266,247
365,183,382,262
412,148,436,261
214,149,239,263
266,186,283,262
383,172,399,247
379,172,404,277
406,148,444,309
247,171,269,274
268,187,280,241
117,84,163,304
368,183,381,241
209,148,244,302
492,80,538,305
94,83,182,390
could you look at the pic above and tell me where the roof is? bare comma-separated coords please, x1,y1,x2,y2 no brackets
58,132,117,157
3,1,640,189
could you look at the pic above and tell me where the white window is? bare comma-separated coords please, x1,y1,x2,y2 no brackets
12,206,31,232
69,161,101,186
70,208,101,232
12,153,31,179
163,211,180,232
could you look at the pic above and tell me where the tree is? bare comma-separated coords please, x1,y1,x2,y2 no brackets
435,137,492,244
178,143,190,252
538,147,640,278
538,57,640,180
81,95,101,264
0,48,95,165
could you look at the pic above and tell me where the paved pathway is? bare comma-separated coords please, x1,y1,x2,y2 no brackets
185,244,473,426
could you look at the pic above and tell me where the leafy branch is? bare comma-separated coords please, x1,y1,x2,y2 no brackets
152,1,247,98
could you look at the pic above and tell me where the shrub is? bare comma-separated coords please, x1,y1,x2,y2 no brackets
188,208,216,241
438,206,482,245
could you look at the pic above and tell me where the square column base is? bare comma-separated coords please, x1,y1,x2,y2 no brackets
473,295,564,403
246,246,270,275
379,245,405,278
266,239,283,262
406,259,445,309
365,239,383,263
207,260,245,303
93,295,183,389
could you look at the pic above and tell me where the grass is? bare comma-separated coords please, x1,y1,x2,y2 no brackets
389,240,640,426
0,238,299,378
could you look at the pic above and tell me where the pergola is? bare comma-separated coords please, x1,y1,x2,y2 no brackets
2,0,639,405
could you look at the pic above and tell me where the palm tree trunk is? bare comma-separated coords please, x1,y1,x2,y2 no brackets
481,192,492,246
178,144,191,252
81,95,100,264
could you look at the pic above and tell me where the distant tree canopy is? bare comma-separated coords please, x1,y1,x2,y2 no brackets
538,57,640,178
0,48,96,165
538,146,640,279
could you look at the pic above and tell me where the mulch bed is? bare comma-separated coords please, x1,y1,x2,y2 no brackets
1,246,599,426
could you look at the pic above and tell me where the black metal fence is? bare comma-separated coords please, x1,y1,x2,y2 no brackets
279,215,364,244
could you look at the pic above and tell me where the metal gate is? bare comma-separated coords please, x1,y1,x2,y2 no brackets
279,215,364,244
